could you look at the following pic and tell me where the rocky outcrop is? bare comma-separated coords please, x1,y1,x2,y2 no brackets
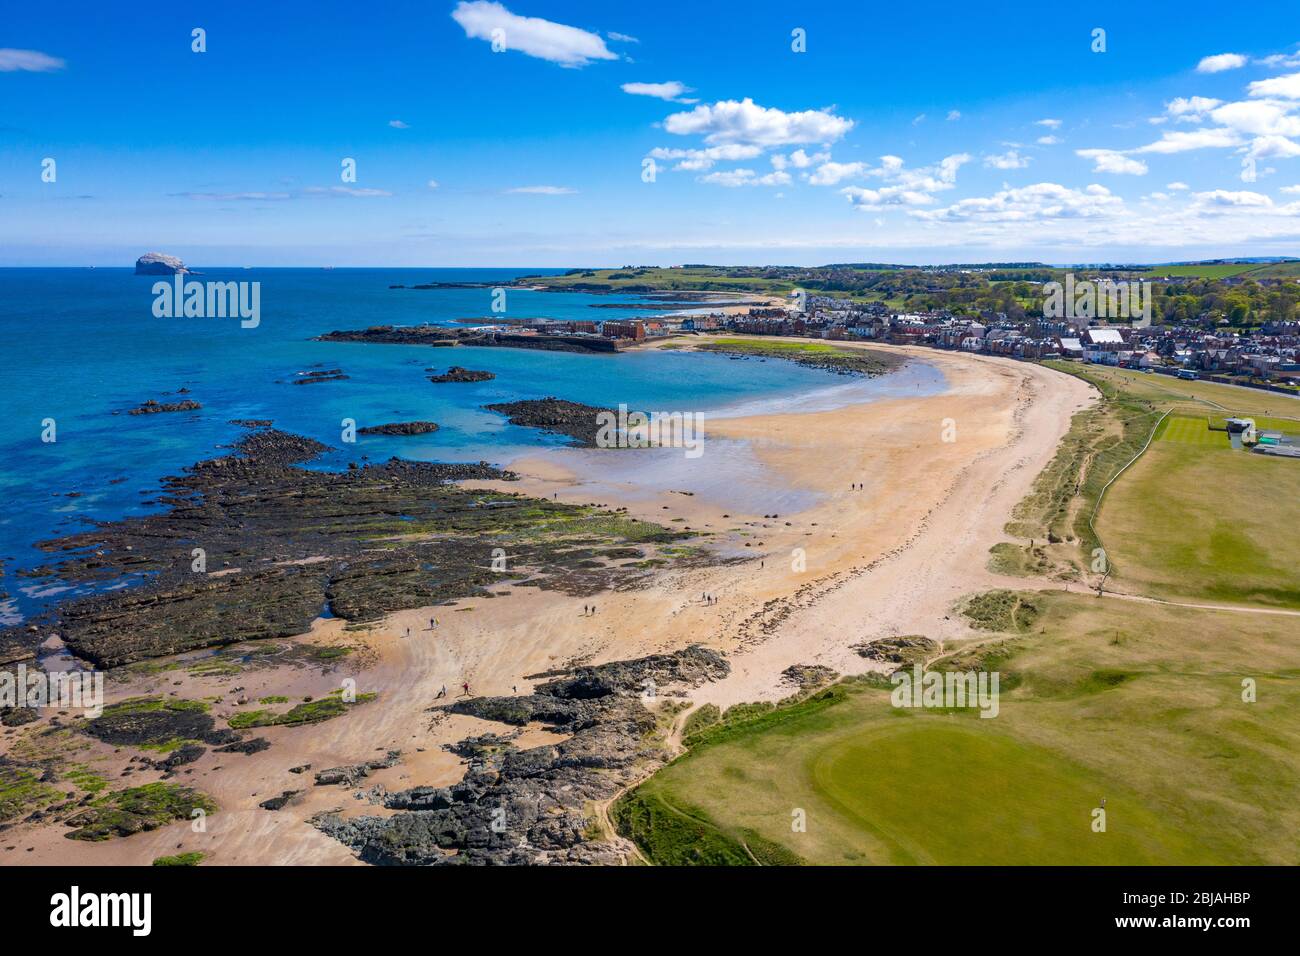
312,646,728,866
428,366,495,383
484,398,623,447
314,751,402,788
134,252,189,275
853,634,937,666
318,325,622,354
127,399,202,416
290,368,348,385
357,421,440,436
259,790,302,811
2,423,694,667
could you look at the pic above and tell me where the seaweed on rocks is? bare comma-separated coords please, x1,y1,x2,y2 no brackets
0,429,695,667
312,646,728,865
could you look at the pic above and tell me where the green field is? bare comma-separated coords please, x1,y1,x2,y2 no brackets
1148,263,1266,279
616,593,1300,865
1065,363,1300,417
522,266,793,294
1097,436,1300,608
1155,415,1226,446
1029,363,1300,608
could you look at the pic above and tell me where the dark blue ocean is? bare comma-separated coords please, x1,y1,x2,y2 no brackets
0,267,938,623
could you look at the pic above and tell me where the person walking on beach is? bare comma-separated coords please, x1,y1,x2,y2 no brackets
460,681,471,697
436,685,446,699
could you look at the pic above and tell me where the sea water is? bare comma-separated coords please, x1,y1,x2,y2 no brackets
0,267,944,622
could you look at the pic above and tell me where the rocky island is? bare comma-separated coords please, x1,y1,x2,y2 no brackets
485,397,627,447
134,252,190,275
429,366,495,383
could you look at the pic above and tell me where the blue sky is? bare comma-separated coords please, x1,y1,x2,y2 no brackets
3,0,1300,266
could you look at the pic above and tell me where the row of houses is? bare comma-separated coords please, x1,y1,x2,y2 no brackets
683,296,1300,389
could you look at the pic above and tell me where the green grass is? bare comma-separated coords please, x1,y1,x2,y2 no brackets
1069,363,1300,419
228,690,377,729
617,592,1300,865
1155,415,1226,447
1097,439,1300,608
809,722,1186,864
1149,263,1265,279
152,851,205,866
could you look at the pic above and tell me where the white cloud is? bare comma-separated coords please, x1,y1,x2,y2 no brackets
622,81,695,103
913,182,1123,222
648,144,762,171
1247,71,1300,99
451,1,617,67
0,48,64,72
1076,148,1148,175
1167,181,1190,190
837,153,972,209
1247,134,1300,160
1194,189,1274,208
607,31,638,43
1209,100,1300,137
984,149,1030,169
1036,135,1061,145
1134,127,1244,153
1165,96,1222,120
946,110,962,121
841,186,937,209
1145,192,1172,201
1281,184,1300,194
663,98,853,147
808,161,868,185
507,185,577,194
699,168,791,187
1036,118,1062,129
427,179,440,189
1197,53,1248,73
389,119,410,129
772,148,829,170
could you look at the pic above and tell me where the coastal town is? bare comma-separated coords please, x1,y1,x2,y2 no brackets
455,272,1300,396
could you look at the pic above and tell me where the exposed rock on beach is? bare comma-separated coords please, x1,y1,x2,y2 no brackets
313,645,728,865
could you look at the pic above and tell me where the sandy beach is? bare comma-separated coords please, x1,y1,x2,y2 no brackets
4,342,1094,865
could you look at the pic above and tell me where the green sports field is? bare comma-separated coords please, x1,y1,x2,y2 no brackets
1155,414,1225,446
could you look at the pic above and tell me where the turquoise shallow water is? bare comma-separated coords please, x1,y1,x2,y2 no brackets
0,267,943,622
